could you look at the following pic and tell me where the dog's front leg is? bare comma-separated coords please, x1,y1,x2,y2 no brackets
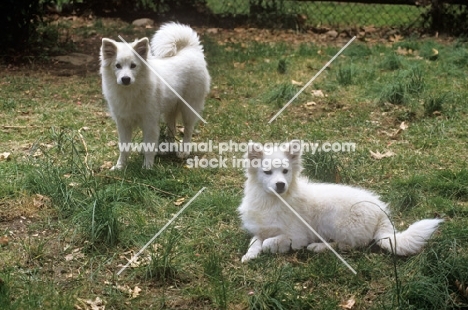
112,120,132,170
262,235,291,254
141,120,160,169
241,236,263,263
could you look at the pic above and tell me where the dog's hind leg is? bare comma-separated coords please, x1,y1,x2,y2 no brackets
241,237,263,263
177,106,199,159
163,108,178,143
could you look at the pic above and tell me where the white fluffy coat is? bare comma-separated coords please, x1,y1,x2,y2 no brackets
100,22,210,169
238,141,443,262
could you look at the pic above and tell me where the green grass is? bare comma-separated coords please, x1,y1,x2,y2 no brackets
0,18,468,309
380,53,403,71
424,94,447,116
265,83,301,108
336,64,355,86
302,151,348,183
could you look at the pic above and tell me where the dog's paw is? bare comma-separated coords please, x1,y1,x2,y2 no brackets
241,253,258,263
142,158,154,169
306,243,329,253
142,162,154,169
110,164,124,171
262,237,290,253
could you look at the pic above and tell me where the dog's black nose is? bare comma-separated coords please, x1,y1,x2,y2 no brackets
276,182,285,192
121,76,131,85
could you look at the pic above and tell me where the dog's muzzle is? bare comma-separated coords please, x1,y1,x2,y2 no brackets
275,182,286,193
121,76,131,85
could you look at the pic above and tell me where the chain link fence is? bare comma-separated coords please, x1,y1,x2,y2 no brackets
205,0,467,33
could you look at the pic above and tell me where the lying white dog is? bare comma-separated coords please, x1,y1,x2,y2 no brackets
100,22,210,169
238,141,443,262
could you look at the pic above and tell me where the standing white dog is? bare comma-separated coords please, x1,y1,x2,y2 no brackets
100,23,210,170
238,141,443,262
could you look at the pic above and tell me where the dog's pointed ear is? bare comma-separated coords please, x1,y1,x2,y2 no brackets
286,140,301,162
247,142,263,160
101,38,117,60
134,38,150,59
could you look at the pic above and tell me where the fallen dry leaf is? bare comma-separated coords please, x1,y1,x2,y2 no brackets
326,30,338,39
0,236,9,246
100,161,113,170
233,62,245,69
65,248,85,261
370,150,396,160
304,101,317,110
362,26,377,34
174,197,185,206
399,44,422,57
429,48,439,61
396,46,408,55
399,121,408,130
0,152,11,161
119,251,152,268
311,90,325,97
382,121,409,139
32,149,43,158
131,286,141,299
389,34,404,43
206,28,218,34
33,194,50,208
75,297,105,310
340,297,356,309
114,285,142,299
291,80,303,86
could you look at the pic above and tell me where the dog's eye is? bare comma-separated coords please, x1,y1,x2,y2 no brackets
130,63,136,69
264,170,272,175
283,169,288,174
115,64,122,69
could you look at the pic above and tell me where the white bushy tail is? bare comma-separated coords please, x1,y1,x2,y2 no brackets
377,219,443,256
150,22,203,57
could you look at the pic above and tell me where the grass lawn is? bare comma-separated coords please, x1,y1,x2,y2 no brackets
0,17,468,309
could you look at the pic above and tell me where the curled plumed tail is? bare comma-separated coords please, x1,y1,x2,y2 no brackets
150,22,203,57
376,218,443,256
